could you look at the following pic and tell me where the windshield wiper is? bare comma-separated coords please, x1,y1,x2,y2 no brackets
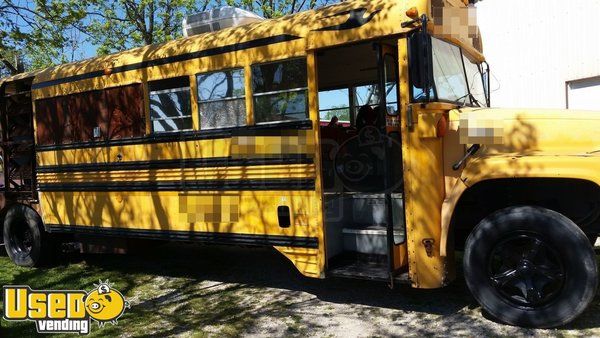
470,94,484,107
456,93,484,107
456,93,472,106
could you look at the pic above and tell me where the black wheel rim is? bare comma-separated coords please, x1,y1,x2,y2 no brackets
9,218,33,254
487,231,565,308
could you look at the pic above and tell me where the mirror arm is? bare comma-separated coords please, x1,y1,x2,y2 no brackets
482,61,491,107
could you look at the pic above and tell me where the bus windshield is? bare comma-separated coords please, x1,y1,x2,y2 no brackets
414,37,487,107
431,37,469,103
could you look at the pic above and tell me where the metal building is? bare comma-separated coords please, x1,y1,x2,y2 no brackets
476,0,600,110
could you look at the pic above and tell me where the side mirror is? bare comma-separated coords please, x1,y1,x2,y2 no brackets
409,23,433,100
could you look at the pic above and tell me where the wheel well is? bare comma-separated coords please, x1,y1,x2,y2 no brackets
451,178,600,249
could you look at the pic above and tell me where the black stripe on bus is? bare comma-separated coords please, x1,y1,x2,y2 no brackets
35,119,313,152
46,225,319,249
37,155,314,174
32,34,303,90
37,178,315,192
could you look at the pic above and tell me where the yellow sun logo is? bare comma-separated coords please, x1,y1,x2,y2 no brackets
84,280,130,327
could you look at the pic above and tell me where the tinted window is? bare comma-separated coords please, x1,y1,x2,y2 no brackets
35,84,144,145
252,59,308,123
105,84,145,140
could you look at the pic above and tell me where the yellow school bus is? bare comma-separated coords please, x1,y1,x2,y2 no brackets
1,0,599,328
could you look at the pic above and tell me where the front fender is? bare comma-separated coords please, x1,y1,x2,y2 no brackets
440,154,600,256
462,154,600,187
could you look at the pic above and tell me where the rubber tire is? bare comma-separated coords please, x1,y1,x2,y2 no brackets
464,206,598,328
2,204,49,267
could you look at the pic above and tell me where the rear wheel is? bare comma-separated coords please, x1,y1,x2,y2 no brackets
2,204,50,267
464,206,598,328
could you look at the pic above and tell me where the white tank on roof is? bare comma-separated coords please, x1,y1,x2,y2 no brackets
182,6,264,37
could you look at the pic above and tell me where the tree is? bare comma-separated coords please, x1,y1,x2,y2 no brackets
82,0,216,55
82,0,338,55
0,0,341,74
225,0,336,19
0,0,86,74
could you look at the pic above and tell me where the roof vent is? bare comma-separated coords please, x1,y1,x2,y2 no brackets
183,6,264,37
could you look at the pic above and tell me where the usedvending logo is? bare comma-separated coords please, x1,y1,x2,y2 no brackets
2,280,129,334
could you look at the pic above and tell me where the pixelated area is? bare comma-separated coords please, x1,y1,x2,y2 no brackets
431,0,483,52
231,131,314,157
460,115,504,144
179,195,240,223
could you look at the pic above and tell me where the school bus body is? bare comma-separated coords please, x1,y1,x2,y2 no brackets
2,0,451,283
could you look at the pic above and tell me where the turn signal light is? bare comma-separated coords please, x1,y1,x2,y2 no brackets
406,7,419,19
436,115,449,138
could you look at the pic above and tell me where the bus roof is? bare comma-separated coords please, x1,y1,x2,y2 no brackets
0,69,43,88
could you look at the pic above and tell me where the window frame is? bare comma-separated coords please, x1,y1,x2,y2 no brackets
409,35,486,108
318,87,352,123
251,57,310,125
196,67,248,130
462,52,488,107
430,37,470,105
34,83,145,146
148,77,193,134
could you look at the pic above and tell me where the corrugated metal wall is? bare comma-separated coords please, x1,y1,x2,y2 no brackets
476,0,600,109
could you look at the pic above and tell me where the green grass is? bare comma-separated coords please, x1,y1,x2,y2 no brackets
0,248,274,337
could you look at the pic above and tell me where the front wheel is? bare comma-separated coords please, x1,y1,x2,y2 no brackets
464,206,598,328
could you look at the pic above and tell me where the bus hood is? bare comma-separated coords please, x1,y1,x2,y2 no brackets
451,107,600,156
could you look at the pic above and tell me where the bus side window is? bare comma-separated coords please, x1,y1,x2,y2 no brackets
106,84,145,140
68,90,107,143
148,77,193,133
251,58,308,124
35,97,67,145
36,85,145,145
197,69,246,130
